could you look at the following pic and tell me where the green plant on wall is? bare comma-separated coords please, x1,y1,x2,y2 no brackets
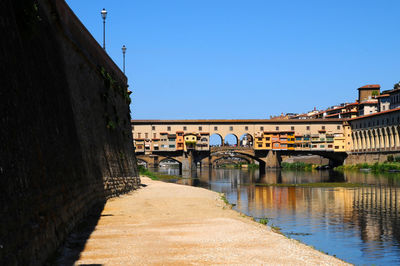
106,120,116,130
372,90,379,97
99,66,132,104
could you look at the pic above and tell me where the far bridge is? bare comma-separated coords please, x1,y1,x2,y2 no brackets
136,146,347,174
132,119,350,172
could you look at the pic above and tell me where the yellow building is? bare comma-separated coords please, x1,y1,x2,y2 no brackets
287,131,295,150
333,134,346,152
254,131,273,150
184,133,197,151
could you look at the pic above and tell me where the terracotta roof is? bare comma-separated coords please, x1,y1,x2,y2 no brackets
325,113,340,118
376,94,390,98
359,100,378,105
132,118,346,125
358,84,380,89
349,107,400,121
184,133,198,136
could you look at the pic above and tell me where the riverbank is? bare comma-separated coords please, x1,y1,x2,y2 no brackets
63,176,347,265
336,162,400,172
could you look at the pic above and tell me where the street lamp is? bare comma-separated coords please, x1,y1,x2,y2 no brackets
101,8,107,50
122,45,127,73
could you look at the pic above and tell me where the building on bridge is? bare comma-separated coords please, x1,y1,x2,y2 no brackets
132,119,351,170
132,119,348,154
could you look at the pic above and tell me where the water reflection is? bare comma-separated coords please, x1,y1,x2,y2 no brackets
150,167,400,265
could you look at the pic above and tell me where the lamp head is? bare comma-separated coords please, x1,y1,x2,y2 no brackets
101,8,107,20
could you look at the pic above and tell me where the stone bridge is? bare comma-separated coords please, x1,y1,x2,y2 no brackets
137,146,348,173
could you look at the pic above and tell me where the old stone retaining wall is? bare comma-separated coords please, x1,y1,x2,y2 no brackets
344,153,400,165
0,0,139,265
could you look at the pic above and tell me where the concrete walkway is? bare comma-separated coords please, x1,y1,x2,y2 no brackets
72,177,348,265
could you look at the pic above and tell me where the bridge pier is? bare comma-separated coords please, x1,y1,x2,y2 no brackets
264,150,282,168
181,151,197,171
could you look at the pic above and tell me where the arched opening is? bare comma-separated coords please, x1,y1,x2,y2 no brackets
137,159,148,168
224,134,238,147
213,156,251,168
210,133,223,147
240,133,253,147
158,157,183,175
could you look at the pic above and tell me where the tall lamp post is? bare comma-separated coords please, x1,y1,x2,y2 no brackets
101,8,107,50
122,45,127,74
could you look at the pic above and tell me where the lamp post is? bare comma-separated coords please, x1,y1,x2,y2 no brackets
101,8,107,50
122,45,127,73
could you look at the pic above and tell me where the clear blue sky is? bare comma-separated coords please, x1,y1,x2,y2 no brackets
66,0,400,119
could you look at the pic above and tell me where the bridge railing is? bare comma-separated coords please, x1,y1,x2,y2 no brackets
210,146,254,152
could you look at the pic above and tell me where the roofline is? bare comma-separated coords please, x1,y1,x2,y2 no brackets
349,107,400,121
131,119,347,125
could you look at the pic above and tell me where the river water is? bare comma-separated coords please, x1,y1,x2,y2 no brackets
150,166,400,265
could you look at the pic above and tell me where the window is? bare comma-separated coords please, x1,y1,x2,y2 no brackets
291,126,295,130
199,126,202,131
132,126,134,130
145,133,148,138
276,126,279,131
230,126,233,131
266,137,270,141
260,126,264,131
169,145,175,148
245,126,249,130
334,146,339,149
214,126,218,131
153,133,156,138
337,125,341,130
322,126,325,130
167,126,171,131
183,126,187,130
152,126,155,130
266,143,270,147
328,145,333,148
138,133,141,138
306,126,310,130
258,144,262,147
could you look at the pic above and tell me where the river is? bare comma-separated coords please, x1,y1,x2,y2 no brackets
149,166,400,265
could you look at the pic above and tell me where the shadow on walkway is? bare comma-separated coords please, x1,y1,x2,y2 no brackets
47,202,106,266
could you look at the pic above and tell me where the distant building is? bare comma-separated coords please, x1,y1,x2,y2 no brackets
389,83,400,110
376,93,390,112
358,84,380,103
358,100,378,116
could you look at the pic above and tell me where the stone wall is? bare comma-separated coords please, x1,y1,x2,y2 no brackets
0,0,139,265
344,153,400,165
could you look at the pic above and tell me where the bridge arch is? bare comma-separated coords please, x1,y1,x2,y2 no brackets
158,157,182,165
137,158,148,168
210,154,252,167
224,134,239,146
239,133,253,147
210,133,223,146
